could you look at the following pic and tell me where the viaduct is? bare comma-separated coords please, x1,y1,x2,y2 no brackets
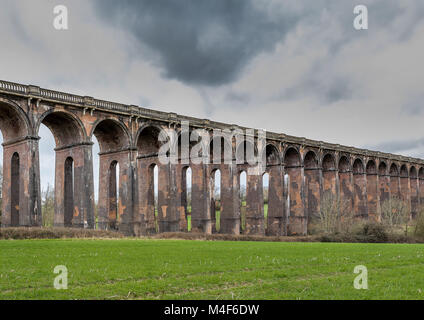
1,79,423,236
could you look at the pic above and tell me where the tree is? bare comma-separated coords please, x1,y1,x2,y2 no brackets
380,196,410,234
314,191,353,234
42,183,55,227
0,164,2,222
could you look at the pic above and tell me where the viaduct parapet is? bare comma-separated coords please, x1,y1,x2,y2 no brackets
1,79,423,236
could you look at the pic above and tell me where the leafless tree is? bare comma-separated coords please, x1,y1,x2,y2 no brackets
380,196,410,235
42,183,55,227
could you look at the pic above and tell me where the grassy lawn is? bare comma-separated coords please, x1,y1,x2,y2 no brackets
1,239,424,300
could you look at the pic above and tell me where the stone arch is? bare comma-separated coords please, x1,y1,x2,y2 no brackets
0,99,31,143
366,160,378,221
304,151,320,225
136,124,169,157
378,161,390,205
353,158,365,174
38,110,86,148
378,161,387,175
91,118,131,153
284,146,304,234
400,164,408,178
263,144,283,236
235,138,257,164
389,163,400,198
338,155,353,212
390,163,399,176
264,144,281,166
175,129,203,161
419,168,424,209
352,158,367,216
284,147,301,167
366,160,377,175
304,151,318,169
419,167,424,179
410,166,419,218
322,153,336,171
322,153,337,197
338,156,350,172
399,164,409,203
410,166,417,179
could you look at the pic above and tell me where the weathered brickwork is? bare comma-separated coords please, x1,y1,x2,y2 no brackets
1,80,424,236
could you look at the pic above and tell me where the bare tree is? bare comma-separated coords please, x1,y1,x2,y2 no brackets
0,164,2,222
380,196,410,234
42,183,55,227
315,191,353,234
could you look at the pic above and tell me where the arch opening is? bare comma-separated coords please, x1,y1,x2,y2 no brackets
148,164,159,232
322,154,336,171
265,144,280,166
108,161,120,230
262,172,269,229
137,126,168,158
64,157,74,227
366,160,377,175
210,136,232,164
0,101,29,143
239,170,247,232
419,167,424,179
92,119,129,154
339,156,350,172
400,164,408,178
177,130,202,161
211,169,221,232
378,162,387,175
304,151,318,169
353,159,365,175
41,111,85,149
284,147,300,167
11,152,20,226
181,166,192,231
390,163,399,176
410,166,417,179
236,139,257,164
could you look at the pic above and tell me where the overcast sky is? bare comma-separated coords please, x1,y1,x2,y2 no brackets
1,0,424,196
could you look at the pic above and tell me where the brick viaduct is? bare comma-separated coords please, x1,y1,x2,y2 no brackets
1,79,424,236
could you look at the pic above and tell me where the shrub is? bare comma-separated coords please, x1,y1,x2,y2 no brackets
355,223,388,243
0,227,124,240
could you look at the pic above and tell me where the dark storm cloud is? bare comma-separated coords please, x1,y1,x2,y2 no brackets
94,0,300,86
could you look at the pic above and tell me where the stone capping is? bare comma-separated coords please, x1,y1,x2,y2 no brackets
1,79,424,166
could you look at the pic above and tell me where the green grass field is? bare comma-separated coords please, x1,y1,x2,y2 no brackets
1,239,423,300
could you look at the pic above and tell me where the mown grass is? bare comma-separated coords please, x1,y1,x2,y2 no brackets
1,239,424,300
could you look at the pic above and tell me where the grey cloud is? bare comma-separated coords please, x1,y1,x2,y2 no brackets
94,0,301,86
365,138,424,154
402,94,424,116
226,91,250,105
